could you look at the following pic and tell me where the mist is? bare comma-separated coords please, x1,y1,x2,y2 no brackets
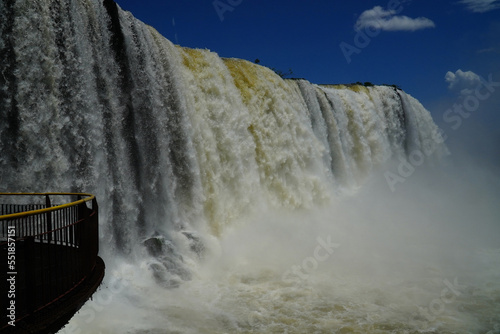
61,141,500,333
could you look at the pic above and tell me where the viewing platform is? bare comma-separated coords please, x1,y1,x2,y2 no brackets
0,193,104,334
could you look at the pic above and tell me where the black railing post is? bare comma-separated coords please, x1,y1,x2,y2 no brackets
92,197,99,256
77,201,90,272
45,195,52,243
77,200,88,221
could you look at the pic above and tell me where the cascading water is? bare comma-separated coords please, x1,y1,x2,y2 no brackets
1,1,499,333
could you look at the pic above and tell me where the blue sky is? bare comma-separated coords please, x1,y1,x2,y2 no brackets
115,0,500,161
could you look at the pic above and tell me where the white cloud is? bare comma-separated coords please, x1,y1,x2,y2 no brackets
445,69,482,95
459,0,500,13
355,6,435,32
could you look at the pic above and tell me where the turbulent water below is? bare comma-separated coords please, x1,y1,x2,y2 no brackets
0,0,499,333
62,164,500,334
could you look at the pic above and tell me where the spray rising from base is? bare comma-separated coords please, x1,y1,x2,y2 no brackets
62,156,500,334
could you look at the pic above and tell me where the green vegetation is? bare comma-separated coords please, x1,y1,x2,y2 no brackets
382,83,402,90
254,59,294,79
272,68,294,79
344,82,402,90
252,59,401,87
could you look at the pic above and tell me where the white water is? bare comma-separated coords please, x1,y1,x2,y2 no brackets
1,1,499,333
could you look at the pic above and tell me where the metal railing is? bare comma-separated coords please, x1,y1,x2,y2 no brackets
0,193,100,328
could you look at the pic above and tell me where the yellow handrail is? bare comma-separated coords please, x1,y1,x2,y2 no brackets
0,192,95,221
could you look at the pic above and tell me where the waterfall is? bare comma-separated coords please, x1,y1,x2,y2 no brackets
0,0,447,254
5,2,498,333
